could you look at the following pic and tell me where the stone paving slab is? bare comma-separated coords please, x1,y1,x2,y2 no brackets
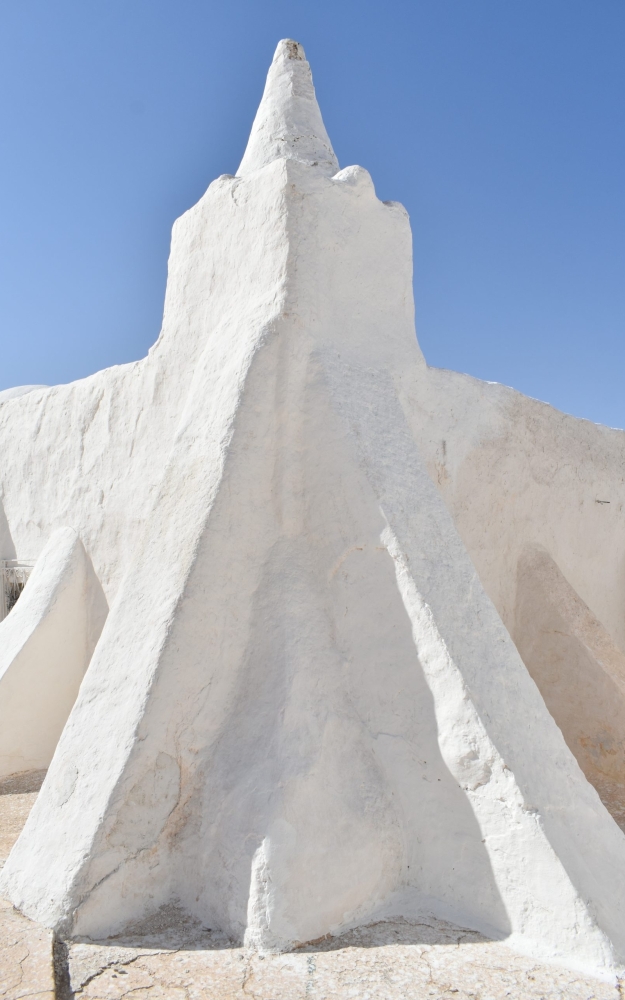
0,773,54,1000
0,895,54,1000
0,771,44,870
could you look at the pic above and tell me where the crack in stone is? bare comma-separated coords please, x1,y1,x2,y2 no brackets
52,937,73,1000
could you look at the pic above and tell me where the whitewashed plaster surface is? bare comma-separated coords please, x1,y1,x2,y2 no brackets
0,385,48,403
1,39,625,979
0,528,107,779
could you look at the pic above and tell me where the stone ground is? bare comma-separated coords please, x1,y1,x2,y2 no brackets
0,778,623,999
0,770,54,999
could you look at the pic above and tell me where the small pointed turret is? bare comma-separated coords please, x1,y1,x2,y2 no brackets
237,39,338,176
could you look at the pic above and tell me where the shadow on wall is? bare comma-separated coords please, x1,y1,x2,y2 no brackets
514,545,625,831
0,528,108,781
0,496,16,561
78,902,488,952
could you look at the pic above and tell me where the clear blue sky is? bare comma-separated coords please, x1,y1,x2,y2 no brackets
1,1,624,427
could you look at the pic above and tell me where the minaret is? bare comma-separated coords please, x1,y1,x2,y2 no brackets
2,41,625,976
238,39,338,176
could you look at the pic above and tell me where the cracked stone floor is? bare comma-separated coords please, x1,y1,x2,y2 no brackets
1,775,623,999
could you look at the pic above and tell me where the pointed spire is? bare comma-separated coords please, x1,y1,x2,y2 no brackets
237,40,339,177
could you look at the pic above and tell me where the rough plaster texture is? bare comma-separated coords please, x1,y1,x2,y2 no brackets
238,39,338,177
0,528,107,779
0,385,48,404
0,38,624,984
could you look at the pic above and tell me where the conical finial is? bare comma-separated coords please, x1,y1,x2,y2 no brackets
237,40,339,176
